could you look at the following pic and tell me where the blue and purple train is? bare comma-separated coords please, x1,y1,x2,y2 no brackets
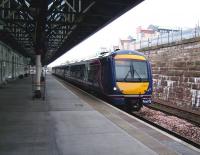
52,50,153,112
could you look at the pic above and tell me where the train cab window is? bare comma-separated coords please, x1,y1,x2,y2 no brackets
115,60,148,82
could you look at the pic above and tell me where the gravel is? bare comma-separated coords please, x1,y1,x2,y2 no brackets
138,106,200,144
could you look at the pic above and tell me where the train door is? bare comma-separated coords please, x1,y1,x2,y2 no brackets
100,57,113,94
88,61,100,88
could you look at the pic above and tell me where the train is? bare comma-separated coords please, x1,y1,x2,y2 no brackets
52,50,153,112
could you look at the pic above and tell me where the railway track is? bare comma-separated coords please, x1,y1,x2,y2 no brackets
131,110,200,149
147,102,200,125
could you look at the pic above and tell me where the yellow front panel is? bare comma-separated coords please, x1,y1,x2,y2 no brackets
116,82,149,94
115,54,146,60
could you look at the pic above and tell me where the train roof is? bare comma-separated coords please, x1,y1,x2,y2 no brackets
110,50,144,56
53,50,145,68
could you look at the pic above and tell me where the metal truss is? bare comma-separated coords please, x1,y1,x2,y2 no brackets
0,0,143,65
0,0,96,63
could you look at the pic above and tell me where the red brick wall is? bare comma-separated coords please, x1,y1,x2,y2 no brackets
140,39,200,109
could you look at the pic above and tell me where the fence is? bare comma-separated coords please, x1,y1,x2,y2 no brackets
132,26,200,50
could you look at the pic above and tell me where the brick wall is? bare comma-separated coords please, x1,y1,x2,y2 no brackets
140,38,200,109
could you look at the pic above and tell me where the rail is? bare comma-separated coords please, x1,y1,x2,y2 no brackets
147,102,200,125
132,110,200,149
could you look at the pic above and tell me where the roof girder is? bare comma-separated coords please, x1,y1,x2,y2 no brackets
0,0,144,65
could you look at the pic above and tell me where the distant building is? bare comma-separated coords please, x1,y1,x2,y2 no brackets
119,39,131,50
115,35,136,50
136,25,180,41
116,25,182,50
136,26,157,41
148,25,180,34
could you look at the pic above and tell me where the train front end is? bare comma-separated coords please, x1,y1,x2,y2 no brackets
111,50,152,111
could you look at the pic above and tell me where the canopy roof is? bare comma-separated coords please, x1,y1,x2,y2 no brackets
0,0,143,65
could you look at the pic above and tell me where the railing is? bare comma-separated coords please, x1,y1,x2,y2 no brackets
131,27,200,50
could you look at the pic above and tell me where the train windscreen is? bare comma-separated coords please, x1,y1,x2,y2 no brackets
115,60,148,82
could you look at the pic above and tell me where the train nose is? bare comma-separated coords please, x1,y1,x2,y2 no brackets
145,87,152,94
116,82,149,95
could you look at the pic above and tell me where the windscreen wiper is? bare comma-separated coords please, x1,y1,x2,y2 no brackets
124,69,131,81
131,63,142,81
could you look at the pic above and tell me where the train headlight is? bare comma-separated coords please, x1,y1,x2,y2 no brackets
113,87,117,91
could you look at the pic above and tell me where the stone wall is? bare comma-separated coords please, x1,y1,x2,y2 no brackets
140,38,200,109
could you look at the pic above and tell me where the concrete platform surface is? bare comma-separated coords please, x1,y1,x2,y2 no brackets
0,75,199,155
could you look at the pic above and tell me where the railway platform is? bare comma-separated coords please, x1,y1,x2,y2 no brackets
0,74,199,155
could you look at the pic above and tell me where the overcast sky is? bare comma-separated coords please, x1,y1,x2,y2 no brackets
48,0,200,67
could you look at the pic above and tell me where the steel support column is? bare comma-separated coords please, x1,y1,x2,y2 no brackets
31,0,48,98
34,54,42,98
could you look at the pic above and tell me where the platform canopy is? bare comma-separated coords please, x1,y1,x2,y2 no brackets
0,0,143,65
